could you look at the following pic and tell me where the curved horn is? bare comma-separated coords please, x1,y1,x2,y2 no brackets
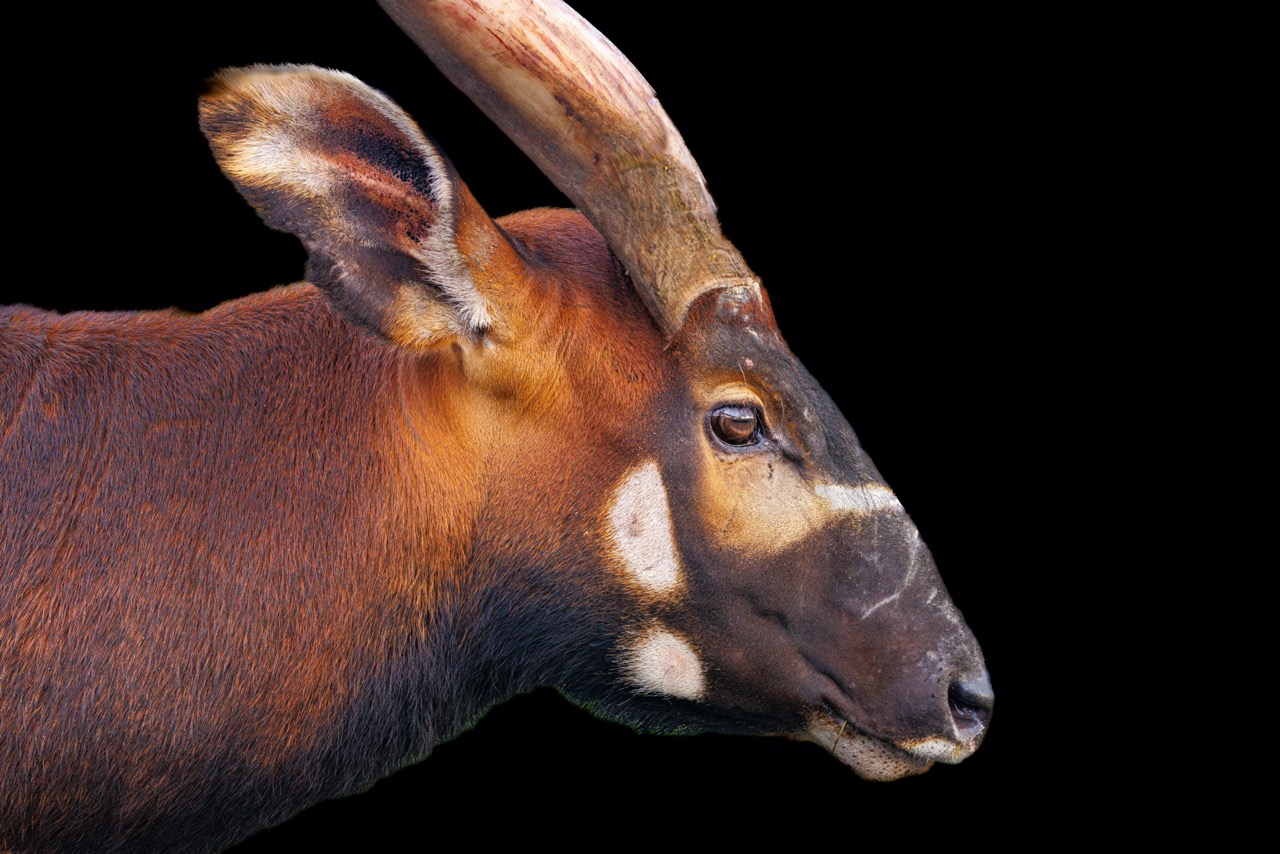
376,0,759,336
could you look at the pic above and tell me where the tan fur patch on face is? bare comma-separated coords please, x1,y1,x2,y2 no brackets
606,461,683,593
622,627,705,700
695,447,832,556
696,422,910,555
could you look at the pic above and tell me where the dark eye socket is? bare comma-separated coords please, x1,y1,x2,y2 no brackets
710,404,762,447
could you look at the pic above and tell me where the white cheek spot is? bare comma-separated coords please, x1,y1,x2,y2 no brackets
814,483,905,516
624,628,706,700
607,461,682,593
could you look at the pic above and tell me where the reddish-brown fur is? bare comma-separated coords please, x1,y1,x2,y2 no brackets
0,210,669,850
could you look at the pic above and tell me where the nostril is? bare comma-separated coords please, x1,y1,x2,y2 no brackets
948,674,994,733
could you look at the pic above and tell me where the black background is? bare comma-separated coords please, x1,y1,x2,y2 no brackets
10,1,1094,847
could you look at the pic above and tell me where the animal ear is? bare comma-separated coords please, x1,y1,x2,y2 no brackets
199,64,523,350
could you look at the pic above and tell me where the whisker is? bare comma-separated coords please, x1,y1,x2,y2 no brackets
831,719,848,754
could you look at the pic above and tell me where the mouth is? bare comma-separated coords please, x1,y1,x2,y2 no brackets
795,709,985,781
795,716,935,781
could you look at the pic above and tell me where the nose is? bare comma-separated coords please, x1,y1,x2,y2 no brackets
948,671,994,739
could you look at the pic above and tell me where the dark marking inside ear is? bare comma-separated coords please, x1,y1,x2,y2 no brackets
339,121,439,200
312,97,443,207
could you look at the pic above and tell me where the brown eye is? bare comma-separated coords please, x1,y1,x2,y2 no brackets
710,405,761,446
